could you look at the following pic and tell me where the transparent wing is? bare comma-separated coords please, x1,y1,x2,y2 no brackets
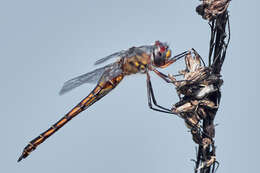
94,50,127,65
59,63,122,95
137,45,154,54
94,45,154,65
98,62,123,83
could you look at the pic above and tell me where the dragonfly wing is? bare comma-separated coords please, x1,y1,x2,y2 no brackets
59,67,106,95
94,45,154,66
138,45,154,54
94,50,127,65
18,63,125,162
59,63,123,95
98,62,123,83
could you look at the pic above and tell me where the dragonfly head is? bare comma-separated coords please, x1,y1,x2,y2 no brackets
152,41,172,68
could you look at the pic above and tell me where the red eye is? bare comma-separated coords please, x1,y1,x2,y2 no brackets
160,46,166,52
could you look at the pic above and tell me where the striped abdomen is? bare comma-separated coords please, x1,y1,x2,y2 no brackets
18,73,124,162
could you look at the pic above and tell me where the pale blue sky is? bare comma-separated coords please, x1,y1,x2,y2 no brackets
1,0,259,173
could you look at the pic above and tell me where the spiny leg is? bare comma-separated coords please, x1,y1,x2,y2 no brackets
152,69,172,83
152,69,187,86
147,72,172,111
146,72,176,115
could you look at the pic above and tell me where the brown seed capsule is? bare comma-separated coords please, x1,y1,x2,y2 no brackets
202,138,212,149
191,128,202,144
197,156,216,170
197,107,207,119
196,0,231,21
205,124,216,138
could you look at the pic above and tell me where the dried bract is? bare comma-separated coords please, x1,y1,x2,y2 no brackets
170,50,223,100
196,0,231,21
169,50,222,169
197,156,216,170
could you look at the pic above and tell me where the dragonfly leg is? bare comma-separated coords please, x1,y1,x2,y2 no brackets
146,72,177,115
152,69,172,83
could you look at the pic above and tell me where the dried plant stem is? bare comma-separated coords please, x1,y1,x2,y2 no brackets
192,1,231,172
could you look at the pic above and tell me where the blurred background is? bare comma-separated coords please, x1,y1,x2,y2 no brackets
1,0,258,172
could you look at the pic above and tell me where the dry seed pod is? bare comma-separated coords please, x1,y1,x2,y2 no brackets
205,124,216,138
191,128,203,144
202,138,212,149
197,156,216,170
196,0,231,21
197,107,207,119
185,115,200,128
171,50,218,99
172,100,199,114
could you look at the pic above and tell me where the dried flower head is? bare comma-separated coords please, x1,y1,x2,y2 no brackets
196,0,231,21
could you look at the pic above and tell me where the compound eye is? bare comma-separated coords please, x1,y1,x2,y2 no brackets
153,51,165,67
160,47,165,53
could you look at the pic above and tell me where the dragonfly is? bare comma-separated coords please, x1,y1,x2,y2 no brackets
18,41,189,162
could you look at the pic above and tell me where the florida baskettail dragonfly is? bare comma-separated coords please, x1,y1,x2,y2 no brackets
18,41,189,162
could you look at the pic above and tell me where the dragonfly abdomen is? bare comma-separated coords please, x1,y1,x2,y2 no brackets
18,73,124,162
